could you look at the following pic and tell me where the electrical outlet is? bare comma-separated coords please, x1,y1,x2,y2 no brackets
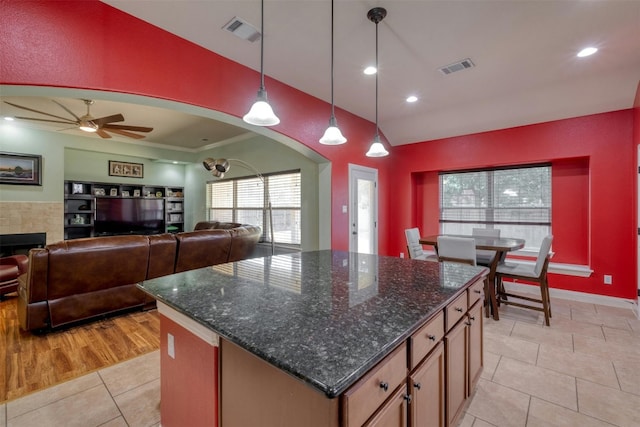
168,333,175,359
604,275,612,285
400,252,405,258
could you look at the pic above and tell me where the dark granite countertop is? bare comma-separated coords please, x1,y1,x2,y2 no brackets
139,250,487,398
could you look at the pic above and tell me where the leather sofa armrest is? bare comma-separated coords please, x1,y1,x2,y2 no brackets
23,248,49,302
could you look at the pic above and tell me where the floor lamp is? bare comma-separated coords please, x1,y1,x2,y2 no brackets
202,157,275,255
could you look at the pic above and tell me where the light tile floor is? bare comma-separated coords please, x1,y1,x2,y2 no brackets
1,297,638,427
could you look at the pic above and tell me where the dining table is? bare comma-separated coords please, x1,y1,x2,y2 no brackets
419,234,525,320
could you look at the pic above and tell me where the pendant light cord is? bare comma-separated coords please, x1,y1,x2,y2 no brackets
330,0,336,118
375,18,379,138
260,0,265,91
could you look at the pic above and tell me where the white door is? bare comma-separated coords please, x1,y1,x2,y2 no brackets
349,164,379,254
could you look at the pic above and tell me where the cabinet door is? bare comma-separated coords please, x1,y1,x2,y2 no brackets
364,383,408,427
410,342,445,427
467,302,483,392
445,319,468,427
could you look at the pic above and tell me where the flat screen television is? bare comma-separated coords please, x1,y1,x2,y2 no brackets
95,198,165,235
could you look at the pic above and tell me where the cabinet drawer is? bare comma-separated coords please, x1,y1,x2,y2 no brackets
468,279,484,307
445,291,468,331
410,310,444,369
342,342,407,427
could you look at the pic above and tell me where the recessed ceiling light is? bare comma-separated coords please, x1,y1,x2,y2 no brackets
363,66,377,75
406,96,418,103
4,116,15,121
577,47,598,57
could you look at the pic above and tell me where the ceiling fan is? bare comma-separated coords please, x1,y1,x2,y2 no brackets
3,99,153,139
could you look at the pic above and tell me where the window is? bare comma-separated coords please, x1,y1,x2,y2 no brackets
207,170,301,246
439,164,551,250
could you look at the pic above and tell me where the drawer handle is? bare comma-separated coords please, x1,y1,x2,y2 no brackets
404,394,412,403
427,334,436,341
414,382,422,390
380,381,389,392
470,316,476,321
465,321,472,326
474,289,482,294
455,307,463,313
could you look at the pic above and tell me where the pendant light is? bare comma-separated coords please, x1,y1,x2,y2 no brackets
365,7,389,157
243,0,280,126
319,0,346,145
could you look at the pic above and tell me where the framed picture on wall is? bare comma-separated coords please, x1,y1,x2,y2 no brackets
109,160,144,178
0,152,42,185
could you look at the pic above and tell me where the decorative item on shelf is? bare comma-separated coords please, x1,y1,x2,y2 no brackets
133,189,141,197
166,189,173,197
0,152,42,186
78,204,90,211
174,191,183,197
155,191,163,198
243,0,280,126
144,190,151,197
70,214,85,225
110,188,118,196
122,191,130,197
94,188,105,196
365,7,390,158
109,160,144,178
72,183,84,194
203,157,275,255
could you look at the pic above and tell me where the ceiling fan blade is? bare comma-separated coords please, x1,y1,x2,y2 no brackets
96,129,112,139
52,100,81,121
103,123,153,133
105,128,146,139
93,114,124,126
14,116,77,125
4,101,75,122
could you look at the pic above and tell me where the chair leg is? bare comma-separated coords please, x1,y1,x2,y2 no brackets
540,278,551,326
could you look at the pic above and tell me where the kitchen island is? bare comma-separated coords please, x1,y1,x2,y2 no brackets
139,250,488,427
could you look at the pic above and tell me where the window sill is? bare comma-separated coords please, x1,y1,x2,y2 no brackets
503,258,593,277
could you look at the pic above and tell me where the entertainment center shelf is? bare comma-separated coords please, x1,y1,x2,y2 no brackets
64,180,184,240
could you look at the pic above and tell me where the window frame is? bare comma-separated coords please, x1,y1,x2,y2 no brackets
206,169,301,248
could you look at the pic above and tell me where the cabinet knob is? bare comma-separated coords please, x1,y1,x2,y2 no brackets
470,316,476,321
414,382,422,390
455,307,463,312
474,289,482,294
427,334,436,341
465,321,472,326
379,381,389,392
404,394,412,403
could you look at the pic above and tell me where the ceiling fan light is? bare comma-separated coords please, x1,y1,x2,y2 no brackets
243,89,280,126
366,135,389,157
319,117,346,145
79,121,98,132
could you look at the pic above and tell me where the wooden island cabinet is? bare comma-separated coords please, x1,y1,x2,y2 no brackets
140,251,488,427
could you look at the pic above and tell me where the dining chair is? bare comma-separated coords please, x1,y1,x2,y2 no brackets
495,235,554,326
472,228,500,266
436,236,477,266
405,228,438,261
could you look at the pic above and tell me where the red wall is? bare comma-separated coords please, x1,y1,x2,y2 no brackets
1,0,637,299
392,112,636,299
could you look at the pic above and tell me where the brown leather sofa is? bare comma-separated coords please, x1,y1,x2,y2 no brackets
1,254,28,299
17,224,261,332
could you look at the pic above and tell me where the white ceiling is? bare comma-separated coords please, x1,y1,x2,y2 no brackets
3,1,640,150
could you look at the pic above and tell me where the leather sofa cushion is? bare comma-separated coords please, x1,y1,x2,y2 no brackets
45,235,150,300
228,226,262,262
147,234,178,279
174,229,232,273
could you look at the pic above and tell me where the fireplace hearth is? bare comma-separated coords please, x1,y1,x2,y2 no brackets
0,233,46,257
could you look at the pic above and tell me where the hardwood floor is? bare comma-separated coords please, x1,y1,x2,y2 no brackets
0,294,160,403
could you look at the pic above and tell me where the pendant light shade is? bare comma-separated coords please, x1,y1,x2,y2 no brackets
243,0,280,127
366,135,389,157
365,7,389,158
319,0,346,145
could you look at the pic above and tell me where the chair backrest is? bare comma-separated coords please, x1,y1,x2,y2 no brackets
534,235,554,276
472,228,501,238
404,228,425,259
437,236,477,266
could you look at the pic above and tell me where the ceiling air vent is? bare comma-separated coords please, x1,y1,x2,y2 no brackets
438,58,475,75
222,17,261,42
